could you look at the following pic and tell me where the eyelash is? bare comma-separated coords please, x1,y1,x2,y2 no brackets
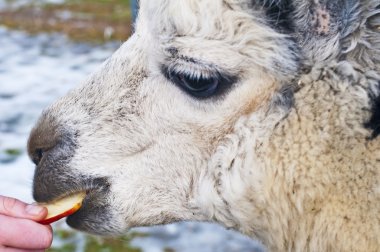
162,65,237,99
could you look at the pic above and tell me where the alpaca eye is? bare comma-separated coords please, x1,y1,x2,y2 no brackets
170,72,219,98
162,64,238,99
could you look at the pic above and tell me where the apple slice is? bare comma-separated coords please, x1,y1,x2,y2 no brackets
37,192,86,225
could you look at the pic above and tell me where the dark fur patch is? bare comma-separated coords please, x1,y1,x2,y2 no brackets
366,87,380,139
253,0,295,32
272,84,295,110
29,115,82,202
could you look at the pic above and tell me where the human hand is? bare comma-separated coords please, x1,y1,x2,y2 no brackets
0,195,53,251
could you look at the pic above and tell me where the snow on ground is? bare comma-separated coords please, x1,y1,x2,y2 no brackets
0,27,115,201
0,0,65,10
0,26,264,252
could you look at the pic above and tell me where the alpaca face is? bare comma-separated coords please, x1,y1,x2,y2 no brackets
28,0,299,235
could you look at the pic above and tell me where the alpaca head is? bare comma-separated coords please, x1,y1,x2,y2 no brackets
27,0,379,240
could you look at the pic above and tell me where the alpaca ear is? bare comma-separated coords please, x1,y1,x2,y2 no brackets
293,1,354,37
256,0,350,35
283,1,367,61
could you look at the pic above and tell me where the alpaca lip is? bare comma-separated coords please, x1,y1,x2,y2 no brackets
67,186,106,213
33,172,110,204
66,186,112,234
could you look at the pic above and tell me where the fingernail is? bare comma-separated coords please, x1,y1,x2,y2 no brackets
26,204,44,216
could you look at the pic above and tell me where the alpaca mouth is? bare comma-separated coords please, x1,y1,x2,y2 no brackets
33,171,112,231
66,184,113,234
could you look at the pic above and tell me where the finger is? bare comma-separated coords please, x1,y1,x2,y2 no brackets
0,196,47,221
0,215,52,250
1,248,45,252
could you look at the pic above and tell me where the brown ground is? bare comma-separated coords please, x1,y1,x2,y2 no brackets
0,0,132,43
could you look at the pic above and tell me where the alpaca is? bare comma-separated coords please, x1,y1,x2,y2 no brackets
27,0,380,251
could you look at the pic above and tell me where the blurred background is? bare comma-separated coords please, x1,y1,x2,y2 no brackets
0,0,264,251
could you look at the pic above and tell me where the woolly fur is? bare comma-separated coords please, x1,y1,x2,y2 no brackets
29,0,380,251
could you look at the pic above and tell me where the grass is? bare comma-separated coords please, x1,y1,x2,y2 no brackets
4,148,22,156
83,235,142,252
47,229,145,252
0,0,132,43
0,148,22,163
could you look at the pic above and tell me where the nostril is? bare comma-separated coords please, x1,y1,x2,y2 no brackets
28,114,77,167
32,148,44,166
27,114,61,166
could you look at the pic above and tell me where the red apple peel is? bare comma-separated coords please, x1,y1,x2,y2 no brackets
37,192,86,225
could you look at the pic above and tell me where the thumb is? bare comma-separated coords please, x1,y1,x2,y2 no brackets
0,195,47,221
